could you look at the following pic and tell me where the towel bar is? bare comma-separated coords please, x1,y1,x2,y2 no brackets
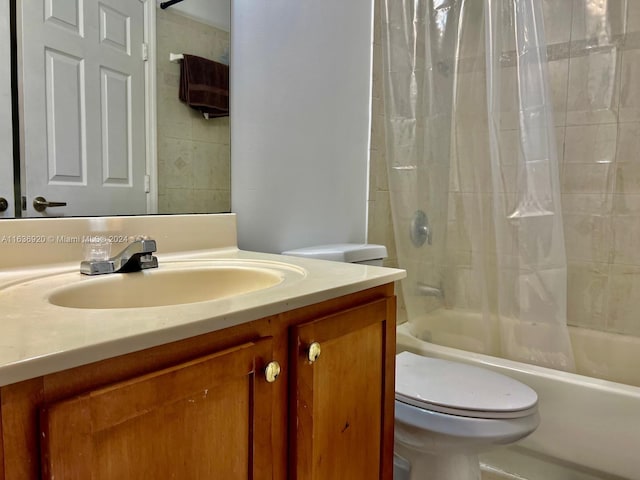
160,0,185,9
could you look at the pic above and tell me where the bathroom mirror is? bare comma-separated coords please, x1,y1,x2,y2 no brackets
8,0,230,218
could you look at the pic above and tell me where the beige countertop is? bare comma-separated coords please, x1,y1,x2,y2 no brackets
0,214,405,386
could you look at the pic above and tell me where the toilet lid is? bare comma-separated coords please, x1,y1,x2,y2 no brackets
282,244,387,263
395,351,538,419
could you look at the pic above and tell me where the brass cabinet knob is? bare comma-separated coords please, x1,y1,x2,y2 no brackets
308,342,322,363
264,361,281,383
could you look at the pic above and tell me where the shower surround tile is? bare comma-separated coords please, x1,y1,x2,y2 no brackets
562,193,613,215
615,163,640,194
570,0,626,46
562,163,615,195
615,122,640,163
563,212,613,263
612,194,640,265
566,50,622,126
567,262,609,330
611,214,640,265
543,0,573,45
548,59,570,126
606,264,640,336
564,124,618,165
368,0,640,339
619,49,640,122
615,123,640,194
629,1,640,34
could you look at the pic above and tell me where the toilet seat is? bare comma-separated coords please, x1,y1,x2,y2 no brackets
394,399,540,451
396,352,538,419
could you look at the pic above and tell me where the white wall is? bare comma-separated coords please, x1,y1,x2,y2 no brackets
157,0,230,32
0,0,14,217
231,0,373,253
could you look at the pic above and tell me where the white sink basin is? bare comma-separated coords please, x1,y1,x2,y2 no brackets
0,259,306,310
41,260,305,309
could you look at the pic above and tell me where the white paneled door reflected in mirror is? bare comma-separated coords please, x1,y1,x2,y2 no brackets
0,0,14,218
7,0,230,218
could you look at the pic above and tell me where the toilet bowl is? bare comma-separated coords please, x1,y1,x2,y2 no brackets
395,351,539,480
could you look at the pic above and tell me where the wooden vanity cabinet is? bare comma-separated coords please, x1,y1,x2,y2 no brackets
0,284,396,480
40,339,276,480
291,297,396,480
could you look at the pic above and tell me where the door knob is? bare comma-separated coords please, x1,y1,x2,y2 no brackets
33,196,67,212
0,197,7,212
307,342,322,363
264,361,281,383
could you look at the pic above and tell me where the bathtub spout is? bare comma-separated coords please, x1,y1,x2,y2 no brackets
417,282,443,298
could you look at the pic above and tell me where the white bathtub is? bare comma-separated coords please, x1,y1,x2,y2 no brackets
397,311,640,479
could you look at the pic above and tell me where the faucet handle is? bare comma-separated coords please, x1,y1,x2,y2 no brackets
138,238,157,252
83,236,112,261
138,254,159,270
80,259,116,275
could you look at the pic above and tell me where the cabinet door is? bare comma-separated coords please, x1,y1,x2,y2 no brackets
40,338,278,480
290,297,396,480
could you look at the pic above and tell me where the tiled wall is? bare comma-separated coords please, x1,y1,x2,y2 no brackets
368,0,640,337
156,9,230,214
367,0,396,269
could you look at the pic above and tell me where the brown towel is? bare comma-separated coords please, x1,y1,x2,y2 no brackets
179,54,229,118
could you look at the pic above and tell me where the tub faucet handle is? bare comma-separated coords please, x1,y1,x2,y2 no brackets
411,210,432,246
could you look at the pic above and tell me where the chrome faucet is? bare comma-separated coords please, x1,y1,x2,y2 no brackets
80,238,158,275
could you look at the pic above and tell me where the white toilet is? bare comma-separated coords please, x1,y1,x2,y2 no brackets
395,351,539,480
282,244,539,480
282,243,388,266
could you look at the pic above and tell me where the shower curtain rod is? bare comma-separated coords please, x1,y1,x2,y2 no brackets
160,0,184,9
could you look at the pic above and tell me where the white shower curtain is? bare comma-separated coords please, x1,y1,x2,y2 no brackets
382,0,575,371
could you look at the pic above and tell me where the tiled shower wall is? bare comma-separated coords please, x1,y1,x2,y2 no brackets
367,0,640,337
367,0,396,269
156,9,230,214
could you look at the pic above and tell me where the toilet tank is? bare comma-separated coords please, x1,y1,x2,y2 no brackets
282,244,387,266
